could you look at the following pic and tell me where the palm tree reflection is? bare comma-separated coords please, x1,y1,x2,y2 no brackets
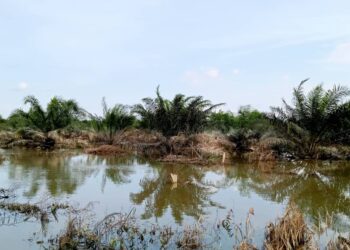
130,163,224,223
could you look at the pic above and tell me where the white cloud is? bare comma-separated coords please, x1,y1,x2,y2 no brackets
184,68,220,85
327,42,350,64
233,69,240,75
205,68,220,79
17,81,28,91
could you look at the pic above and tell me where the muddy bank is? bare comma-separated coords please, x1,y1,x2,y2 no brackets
0,129,95,150
87,130,237,165
1,129,350,163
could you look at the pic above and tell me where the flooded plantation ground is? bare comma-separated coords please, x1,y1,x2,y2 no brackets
0,149,349,249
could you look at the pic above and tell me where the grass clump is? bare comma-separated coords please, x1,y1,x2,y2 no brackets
176,224,204,249
264,204,313,250
327,235,350,250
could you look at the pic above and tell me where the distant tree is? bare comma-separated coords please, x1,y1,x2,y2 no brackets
209,106,269,134
133,87,223,136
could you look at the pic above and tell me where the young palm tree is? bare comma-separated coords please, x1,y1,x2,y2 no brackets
268,79,350,158
133,87,223,136
90,98,135,144
9,96,83,133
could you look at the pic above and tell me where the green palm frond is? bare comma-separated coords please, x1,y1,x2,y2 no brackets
268,79,350,157
133,86,223,136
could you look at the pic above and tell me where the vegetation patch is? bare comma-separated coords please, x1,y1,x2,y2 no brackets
327,235,350,250
264,204,313,250
0,199,70,226
0,81,349,161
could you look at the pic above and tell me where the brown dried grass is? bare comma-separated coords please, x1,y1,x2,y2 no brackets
237,241,257,250
327,236,350,250
264,205,312,250
85,145,130,155
176,224,204,249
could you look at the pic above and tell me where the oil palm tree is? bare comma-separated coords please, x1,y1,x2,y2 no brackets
268,79,350,158
133,86,223,136
90,98,135,144
9,96,83,133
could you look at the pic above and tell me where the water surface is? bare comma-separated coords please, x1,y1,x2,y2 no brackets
0,149,349,249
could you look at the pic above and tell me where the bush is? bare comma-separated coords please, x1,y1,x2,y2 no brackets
209,106,270,135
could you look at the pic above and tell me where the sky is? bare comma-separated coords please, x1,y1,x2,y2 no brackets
1,0,350,117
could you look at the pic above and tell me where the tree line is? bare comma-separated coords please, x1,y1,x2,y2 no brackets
0,80,349,158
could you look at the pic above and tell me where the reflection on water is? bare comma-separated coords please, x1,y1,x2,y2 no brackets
130,163,223,223
220,163,350,232
0,149,349,248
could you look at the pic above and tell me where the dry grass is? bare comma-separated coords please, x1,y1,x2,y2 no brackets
159,154,209,165
0,202,42,215
114,128,163,145
85,145,130,155
0,200,69,227
237,241,257,250
85,131,235,165
327,235,350,250
264,205,313,250
176,223,204,249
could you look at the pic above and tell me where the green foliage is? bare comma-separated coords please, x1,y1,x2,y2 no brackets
0,115,8,130
133,87,223,136
90,98,135,143
8,96,84,133
268,79,350,157
209,106,269,134
228,129,258,152
208,111,236,133
328,102,350,144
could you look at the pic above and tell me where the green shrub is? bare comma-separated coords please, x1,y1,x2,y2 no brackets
209,106,270,134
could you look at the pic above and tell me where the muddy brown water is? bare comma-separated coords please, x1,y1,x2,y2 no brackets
0,149,349,249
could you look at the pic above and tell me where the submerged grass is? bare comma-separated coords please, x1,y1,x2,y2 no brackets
51,206,261,250
0,202,42,215
0,199,70,226
264,204,314,250
0,191,345,249
327,235,350,250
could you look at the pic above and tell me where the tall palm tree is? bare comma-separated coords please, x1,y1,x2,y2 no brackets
268,79,350,157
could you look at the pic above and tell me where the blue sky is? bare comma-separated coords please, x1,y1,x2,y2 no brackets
1,0,350,117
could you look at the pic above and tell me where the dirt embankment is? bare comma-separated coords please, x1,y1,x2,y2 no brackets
2,128,349,164
86,130,239,165
0,129,283,164
0,129,96,150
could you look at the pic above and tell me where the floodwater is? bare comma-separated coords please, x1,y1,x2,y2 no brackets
0,149,349,249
